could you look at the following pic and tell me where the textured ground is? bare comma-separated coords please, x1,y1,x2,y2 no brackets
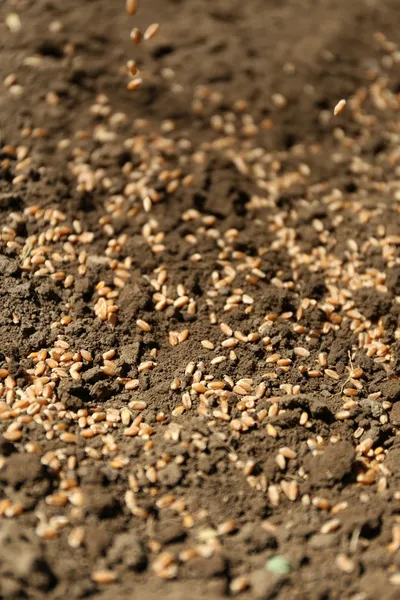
1,0,400,598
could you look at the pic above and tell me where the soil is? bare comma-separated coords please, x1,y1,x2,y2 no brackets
0,0,400,599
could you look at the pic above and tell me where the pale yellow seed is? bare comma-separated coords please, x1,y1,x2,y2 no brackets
268,485,280,506
68,526,85,548
81,349,92,362
6,13,22,33
220,323,233,336
129,400,147,411
279,447,297,459
178,329,189,343
125,379,139,390
319,352,327,367
91,570,117,584
390,574,400,586
152,551,175,572
308,370,321,377
335,553,355,573
349,367,363,378
144,23,159,41
331,501,348,515
335,410,351,420
334,99,346,116
276,454,286,470
124,425,139,437
320,518,341,534
281,480,299,501
294,347,310,358
136,319,152,332
217,519,236,535
201,340,214,350
312,497,331,510
325,369,340,380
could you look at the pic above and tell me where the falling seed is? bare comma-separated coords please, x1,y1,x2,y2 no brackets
126,0,138,15
127,60,139,76
127,78,143,91
130,28,142,44
144,23,159,41
334,99,346,116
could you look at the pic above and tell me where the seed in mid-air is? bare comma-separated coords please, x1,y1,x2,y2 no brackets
127,60,139,76
126,0,138,15
127,78,143,91
130,28,142,44
144,23,159,41
334,99,346,116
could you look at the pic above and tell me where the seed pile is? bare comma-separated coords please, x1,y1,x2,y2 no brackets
0,1,400,599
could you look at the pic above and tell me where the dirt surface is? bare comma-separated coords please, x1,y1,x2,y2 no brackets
1,0,400,598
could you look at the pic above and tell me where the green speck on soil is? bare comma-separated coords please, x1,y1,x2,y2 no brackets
266,556,293,575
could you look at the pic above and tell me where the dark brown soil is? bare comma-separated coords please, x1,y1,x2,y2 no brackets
1,0,400,599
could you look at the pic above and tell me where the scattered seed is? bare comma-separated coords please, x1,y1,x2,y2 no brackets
294,347,310,358
217,520,236,535
230,576,249,594
335,410,351,420
320,518,341,534
325,369,340,380
281,480,299,501
335,554,355,574
68,526,85,548
91,570,118,584
136,318,152,332
279,447,297,459
201,340,214,350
